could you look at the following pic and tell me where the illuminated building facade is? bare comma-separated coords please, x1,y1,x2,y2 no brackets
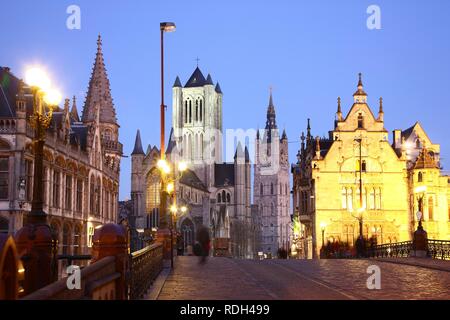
292,74,450,258
0,36,122,256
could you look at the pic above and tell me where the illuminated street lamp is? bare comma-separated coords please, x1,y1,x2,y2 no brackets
15,67,61,294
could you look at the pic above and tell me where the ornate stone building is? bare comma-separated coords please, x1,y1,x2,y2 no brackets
292,74,449,258
0,36,122,256
131,67,258,258
254,92,291,257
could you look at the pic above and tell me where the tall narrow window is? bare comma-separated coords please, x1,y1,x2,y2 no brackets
217,193,221,203
342,188,347,209
0,158,8,200
418,172,423,182
347,188,353,211
195,100,199,122
96,178,101,216
227,193,231,203
361,160,367,172
260,183,263,195
53,170,60,208
222,190,226,202
189,100,192,123
184,101,188,124
65,175,72,210
89,179,94,214
76,179,83,212
369,188,375,210
271,183,274,195
200,100,203,122
428,197,434,220
357,113,364,128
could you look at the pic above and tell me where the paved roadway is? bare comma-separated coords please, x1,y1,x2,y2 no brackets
156,256,450,300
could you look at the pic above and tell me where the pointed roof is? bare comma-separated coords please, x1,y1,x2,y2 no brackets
205,74,213,85
146,144,152,155
353,73,367,96
184,67,207,87
166,128,176,154
173,76,182,88
81,35,118,124
234,142,244,160
244,146,250,162
215,82,222,94
265,91,277,130
131,130,145,155
281,129,287,140
70,95,80,122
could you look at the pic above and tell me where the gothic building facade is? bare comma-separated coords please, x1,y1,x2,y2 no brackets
253,93,291,257
131,67,258,258
292,74,449,258
0,36,122,256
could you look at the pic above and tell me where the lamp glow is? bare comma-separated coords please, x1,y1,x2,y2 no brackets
170,204,177,213
181,206,187,213
25,67,51,91
166,182,174,194
44,88,62,106
178,161,187,172
320,222,327,230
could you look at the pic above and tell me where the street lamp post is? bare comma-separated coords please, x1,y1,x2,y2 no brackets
15,68,61,294
157,22,176,258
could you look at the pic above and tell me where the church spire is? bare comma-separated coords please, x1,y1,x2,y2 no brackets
265,89,277,130
132,129,145,155
336,97,342,121
81,35,117,124
71,95,80,122
378,97,384,121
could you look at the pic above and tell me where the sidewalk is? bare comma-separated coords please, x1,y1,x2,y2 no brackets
142,258,174,300
372,257,450,272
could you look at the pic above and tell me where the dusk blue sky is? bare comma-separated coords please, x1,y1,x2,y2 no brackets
1,0,449,200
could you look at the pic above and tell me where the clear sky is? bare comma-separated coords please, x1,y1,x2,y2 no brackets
1,0,450,200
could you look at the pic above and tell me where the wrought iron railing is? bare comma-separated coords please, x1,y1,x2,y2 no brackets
368,241,412,258
367,240,450,260
427,240,450,260
129,242,163,300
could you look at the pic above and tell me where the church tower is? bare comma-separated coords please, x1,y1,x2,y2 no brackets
254,92,291,257
81,35,121,173
171,67,223,187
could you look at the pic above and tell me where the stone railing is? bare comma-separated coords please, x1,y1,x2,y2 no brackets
22,256,120,300
427,240,450,260
0,223,164,300
129,242,163,300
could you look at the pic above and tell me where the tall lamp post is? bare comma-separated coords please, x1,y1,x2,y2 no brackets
15,67,61,294
320,222,326,258
157,22,176,256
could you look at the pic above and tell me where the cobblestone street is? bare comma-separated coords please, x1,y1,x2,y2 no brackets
155,257,450,300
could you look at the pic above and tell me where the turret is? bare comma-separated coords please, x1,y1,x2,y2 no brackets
336,97,342,122
377,97,384,122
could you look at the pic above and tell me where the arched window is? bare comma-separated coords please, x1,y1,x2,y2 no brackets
270,183,274,195
199,133,204,159
376,188,381,210
222,190,226,203
418,172,423,182
227,193,231,203
428,197,434,220
416,138,421,149
361,160,367,172
260,183,263,195
357,113,364,128
418,197,424,213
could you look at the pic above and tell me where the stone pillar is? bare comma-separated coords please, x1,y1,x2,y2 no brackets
14,222,54,295
91,223,129,300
